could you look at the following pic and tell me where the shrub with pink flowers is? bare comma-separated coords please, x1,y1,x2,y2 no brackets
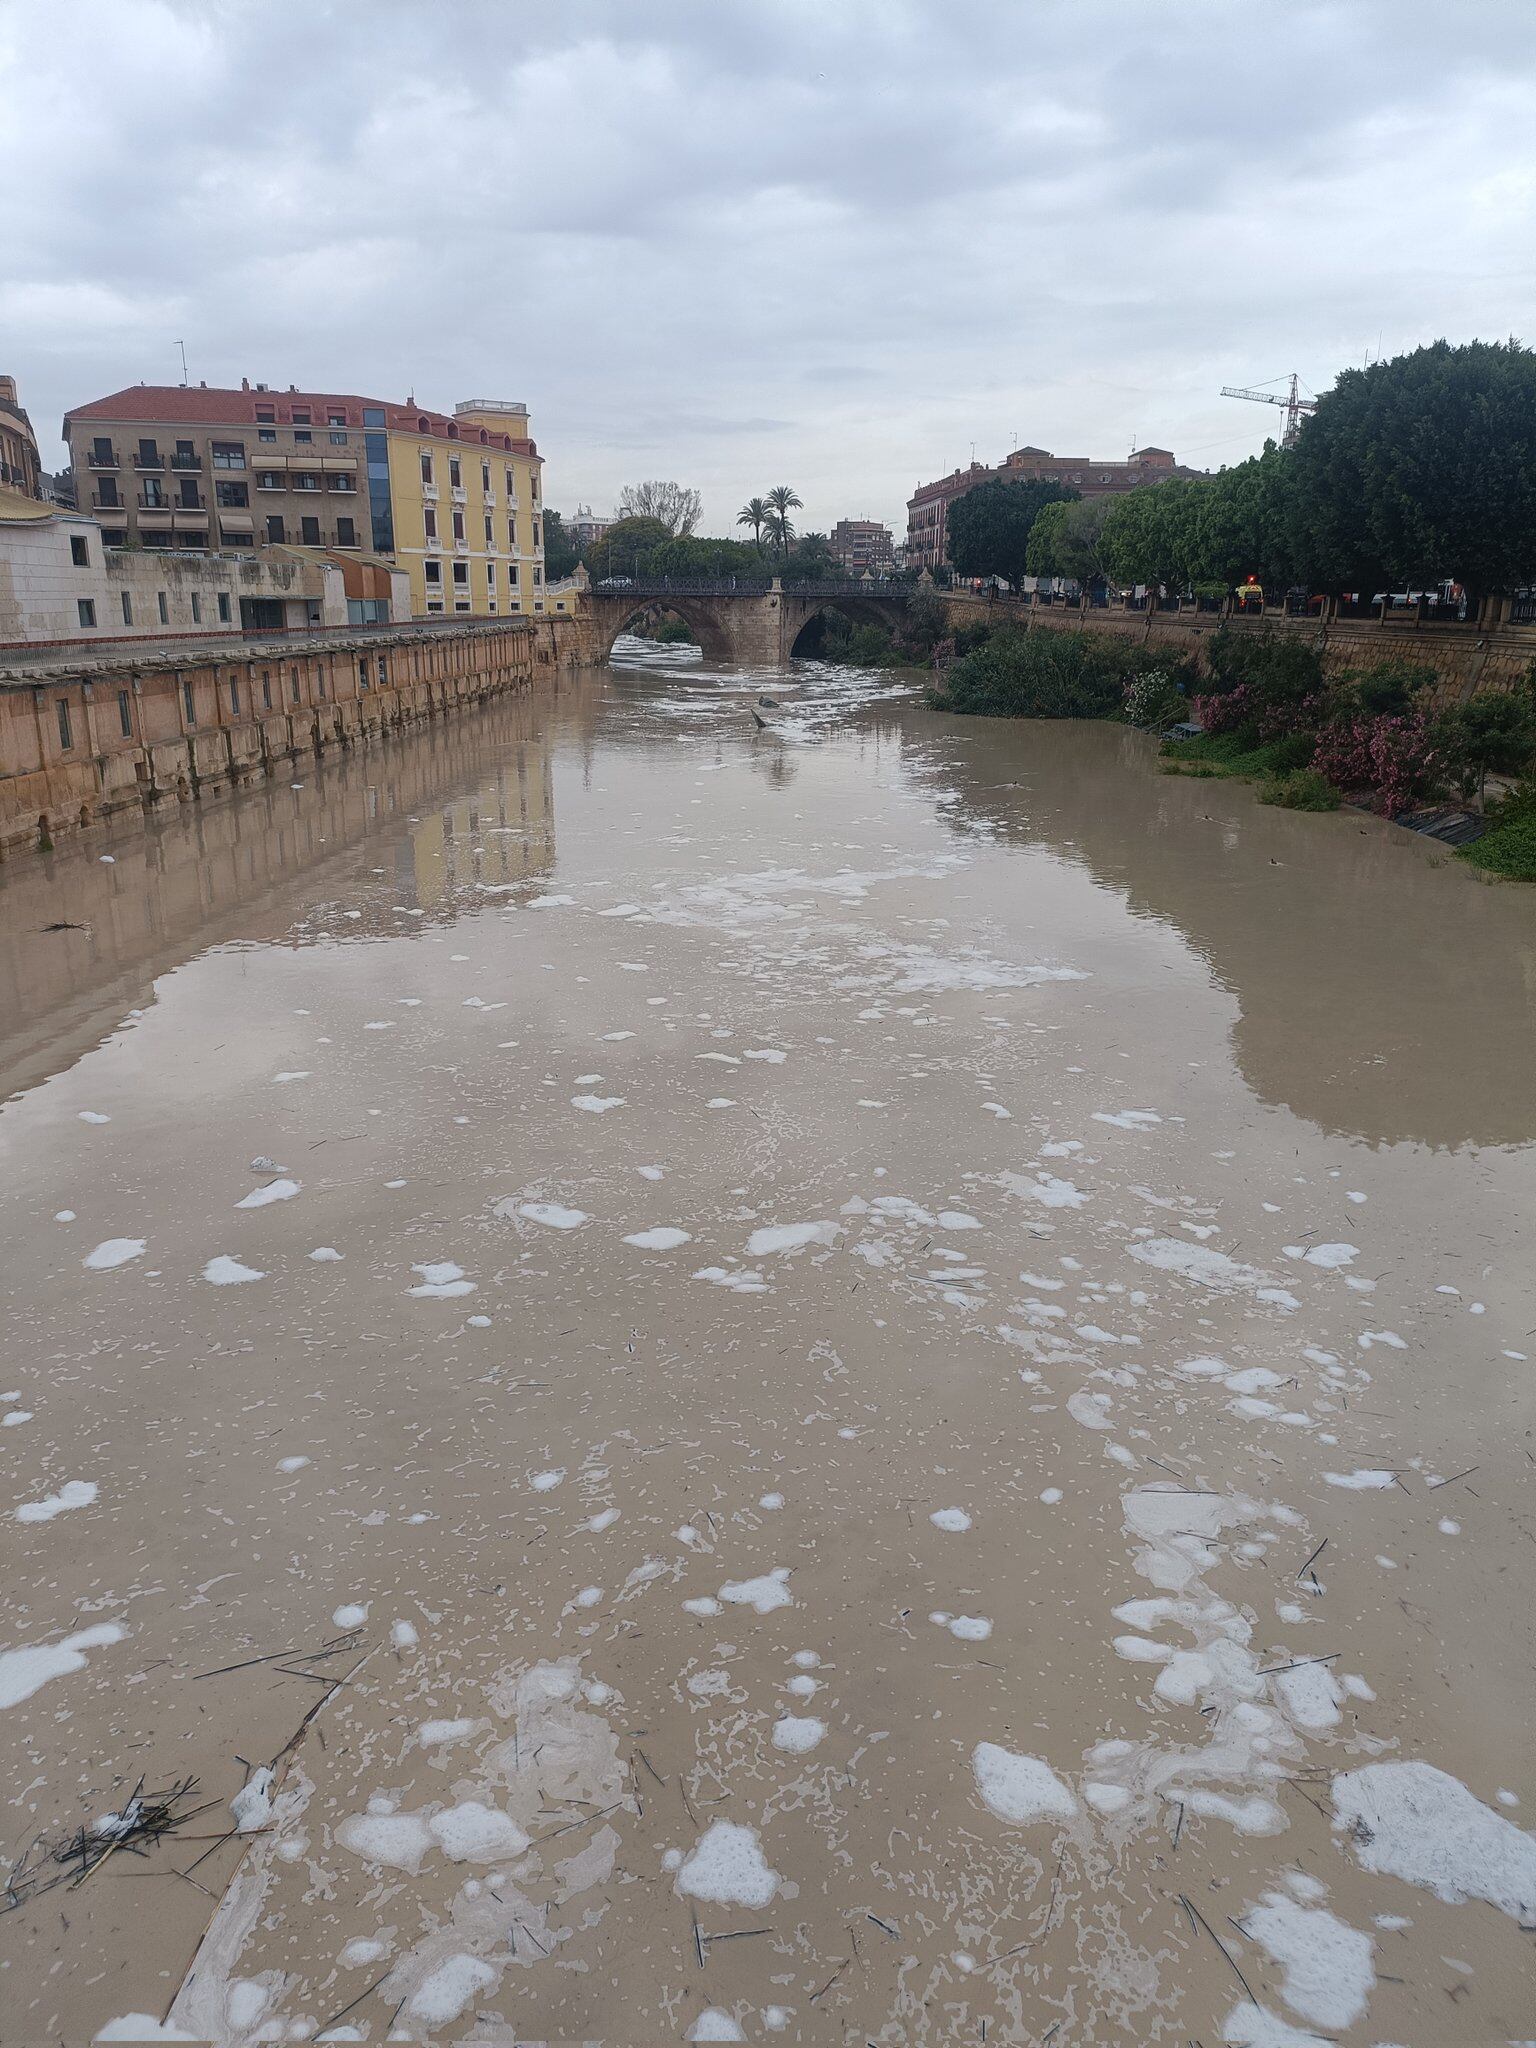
1313,710,1444,816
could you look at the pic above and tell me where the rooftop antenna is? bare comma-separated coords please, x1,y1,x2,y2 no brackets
175,340,189,387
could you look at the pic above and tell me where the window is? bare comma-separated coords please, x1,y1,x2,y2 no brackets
255,405,276,423
96,478,119,507
326,472,353,491
293,472,319,491
329,431,348,445
533,566,542,585
300,516,320,544
121,591,134,626
262,671,272,709
318,666,327,699
216,481,249,507
507,517,517,547
377,654,387,685
505,467,515,495
327,411,346,428
336,516,356,545
424,560,441,584
486,562,496,589
449,457,462,487
178,479,200,508
293,429,313,443
118,688,132,737
211,442,246,469
452,560,468,585
420,454,433,484
452,510,464,541
137,437,161,467
487,600,497,613
424,509,437,539
291,407,311,425
71,535,89,566
266,516,285,543
77,596,97,628
362,407,384,428
56,698,73,749
533,520,540,549
358,657,369,692
290,667,300,702
217,592,231,622
258,428,277,443
481,461,490,491
484,516,493,545
507,564,518,586
256,470,282,490
92,436,114,464
427,599,443,613
219,526,250,549
182,680,196,723
455,600,470,612
229,676,240,714
142,480,166,508
175,440,195,463
191,593,202,623
531,473,539,502
157,591,169,625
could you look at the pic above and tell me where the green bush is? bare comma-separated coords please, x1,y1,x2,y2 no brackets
933,627,1176,720
1257,767,1340,810
1160,731,1312,780
650,618,697,644
1458,780,1536,881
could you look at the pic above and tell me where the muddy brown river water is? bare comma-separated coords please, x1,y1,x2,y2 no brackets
1,640,1533,2047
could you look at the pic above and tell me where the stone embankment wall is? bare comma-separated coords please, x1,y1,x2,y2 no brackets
942,593,1536,704
0,614,570,857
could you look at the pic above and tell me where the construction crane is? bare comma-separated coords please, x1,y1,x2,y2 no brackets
1220,373,1317,448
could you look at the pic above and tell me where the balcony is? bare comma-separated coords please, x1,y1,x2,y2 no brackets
138,492,171,510
133,451,166,470
421,483,439,502
86,449,119,469
450,485,467,504
175,492,204,511
454,538,470,553
91,493,122,513
170,452,202,470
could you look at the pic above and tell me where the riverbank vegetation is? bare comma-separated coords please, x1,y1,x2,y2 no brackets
925,617,1536,875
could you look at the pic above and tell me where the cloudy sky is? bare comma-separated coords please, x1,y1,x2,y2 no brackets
3,0,1532,537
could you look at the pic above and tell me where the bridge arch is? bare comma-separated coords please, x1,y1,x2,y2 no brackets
786,594,907,658
594,597,735,666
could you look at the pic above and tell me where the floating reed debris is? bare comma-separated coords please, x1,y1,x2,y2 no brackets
2,1776,215,1915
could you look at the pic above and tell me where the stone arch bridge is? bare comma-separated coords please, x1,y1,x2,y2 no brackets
562,578,910,668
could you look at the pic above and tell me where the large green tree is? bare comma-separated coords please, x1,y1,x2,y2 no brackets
586,516,672,580
1288,338,1536,597
765,485,803,554
946,478,1079,586
541,508,582,581
1025,496,1111,583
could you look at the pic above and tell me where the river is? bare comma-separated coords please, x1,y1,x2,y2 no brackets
1,636,1533,2046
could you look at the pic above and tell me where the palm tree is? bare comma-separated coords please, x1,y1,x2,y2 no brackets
765,485,803,556
737,497,771,553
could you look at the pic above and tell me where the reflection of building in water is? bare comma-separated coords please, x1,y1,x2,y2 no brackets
0,696,557,1094
398,738,556,908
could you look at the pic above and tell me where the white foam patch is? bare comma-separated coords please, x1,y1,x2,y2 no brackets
515,1201,589,1230
272,1072,310,1083
930,1507,972,1532
230,1766,274,1833
203,1255,265,1286
308,1246,343,1262
587,1508,621,1531
1127,1238,1270,1292
332,1602,368,1629
84,1238,145,1271
1244,1892,1375,2029
93,2017,198,2041
0,1623,126,1710
408,1955,499,2026
277,1456,309,1474
688,2012,747,2042
745,1221,839,1256
1324,1469,1397,1490
409,1260,476,1298
972,1743,1077,1824
743,1048,787,1063
1283,1241,1358,1269
336,1809,435,1874
531,1468,565,1492
234,1178,301,1209
1221,2004,1336,2048
623,1227,692,1250
16,1480,98,1524
417,1718,479,1747
772,1715,827,1754
1004,1172,1088,1210
1331,1761,1536,1918
676,1819,780,1907
718,1568,793,1614
1092,1109,1162,1130
78,1110,111,1124
429,1800,531,1860
572,1094,625,1113
339,1937,390,1969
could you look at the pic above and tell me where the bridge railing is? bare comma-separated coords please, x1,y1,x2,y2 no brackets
592,576,909,601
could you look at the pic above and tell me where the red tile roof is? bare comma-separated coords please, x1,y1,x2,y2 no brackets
63,385,537,455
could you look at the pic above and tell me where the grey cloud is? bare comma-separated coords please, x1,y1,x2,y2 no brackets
1,0,1532,534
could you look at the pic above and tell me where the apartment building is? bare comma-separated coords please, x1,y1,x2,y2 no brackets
62,382,545,618
828,519,895,576
0,375,44,499
905,442,1202,571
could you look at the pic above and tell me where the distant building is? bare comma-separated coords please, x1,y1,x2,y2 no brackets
0,375,44,500
828,519,895,576
905,442,1203,571
0,486,407,646
562,504,611,551
62,381,547,618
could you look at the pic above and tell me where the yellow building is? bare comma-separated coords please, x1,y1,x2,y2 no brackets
62,382,546,620
387,398,546,619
